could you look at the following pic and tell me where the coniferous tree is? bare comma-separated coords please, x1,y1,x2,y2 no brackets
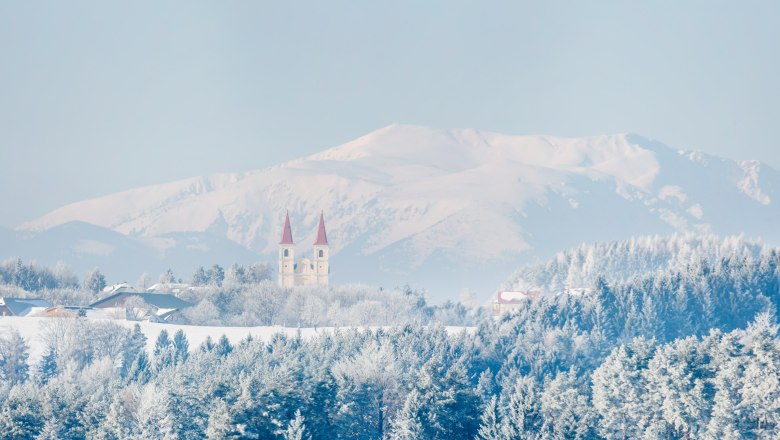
280,409,309,440
38,346,58,384
153,329,174,372
173,329,189,365
126,352,151,384
476,396,502,440
0,330,29,385
215,335,232,357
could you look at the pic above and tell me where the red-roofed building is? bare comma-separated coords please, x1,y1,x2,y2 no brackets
279,211,330,288
491,290,540,316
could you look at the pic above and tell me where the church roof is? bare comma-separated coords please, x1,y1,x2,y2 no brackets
314,212,328,245
280,211,294,245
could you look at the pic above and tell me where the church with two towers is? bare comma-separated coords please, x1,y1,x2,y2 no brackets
278,211,330,288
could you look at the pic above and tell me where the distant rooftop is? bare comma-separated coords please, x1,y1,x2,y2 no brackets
0,297,52,316
89,292,192,310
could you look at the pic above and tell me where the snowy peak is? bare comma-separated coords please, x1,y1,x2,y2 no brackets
307,125,661,190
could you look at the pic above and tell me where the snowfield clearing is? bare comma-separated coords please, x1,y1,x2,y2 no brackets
0,316,473,363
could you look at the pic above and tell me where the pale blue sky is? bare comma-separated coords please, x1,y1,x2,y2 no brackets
1,1,779,226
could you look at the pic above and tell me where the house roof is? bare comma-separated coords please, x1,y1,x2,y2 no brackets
494,291,540,304
314,211,328,245
280,211,294,245
89,292,192,310
0,297,52,316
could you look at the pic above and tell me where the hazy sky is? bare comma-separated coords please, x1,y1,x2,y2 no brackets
2,1,779,227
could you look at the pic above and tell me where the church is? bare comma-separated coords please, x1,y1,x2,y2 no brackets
278,211,330,288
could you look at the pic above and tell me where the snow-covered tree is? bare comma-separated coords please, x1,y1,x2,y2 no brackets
0,330,29,385
591,338,656,439
280,409,309,440
83,267,106,293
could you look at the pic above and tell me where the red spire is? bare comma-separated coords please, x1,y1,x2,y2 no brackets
279,211,294,245
314,211,328,245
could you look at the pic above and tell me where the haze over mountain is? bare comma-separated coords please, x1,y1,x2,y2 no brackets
9,124,779,298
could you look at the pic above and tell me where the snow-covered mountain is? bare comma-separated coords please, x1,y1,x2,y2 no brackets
15,124,780,298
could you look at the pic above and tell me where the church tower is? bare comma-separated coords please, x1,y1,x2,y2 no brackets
278,211,295,288
313,211,329,286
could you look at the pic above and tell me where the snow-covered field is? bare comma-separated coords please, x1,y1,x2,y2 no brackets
0,316,472,363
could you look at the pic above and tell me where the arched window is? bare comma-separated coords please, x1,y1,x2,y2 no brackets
318,249,324,258
284,249,289,257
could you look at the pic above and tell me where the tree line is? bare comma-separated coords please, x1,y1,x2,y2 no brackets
0,238,778,438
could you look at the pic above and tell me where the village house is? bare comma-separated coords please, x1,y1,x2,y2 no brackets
89,291,193,322
491,290,541,317
0,297,52,317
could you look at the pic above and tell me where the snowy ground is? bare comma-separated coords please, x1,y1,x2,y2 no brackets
0,316,472,364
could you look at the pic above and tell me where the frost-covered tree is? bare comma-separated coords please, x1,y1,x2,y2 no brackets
739,313,780,436
591,338,656,439
207,264,225,286
0,330,29,385
280,409,309,440
502,375,542,438
192,266,208,286
37,346,58,384
153,330,175,372
0,382,44,439
205,399,236,439
540,369,596,439
83,267,106,293
158,268,176,284
126,352,151,384
134,383,176,439
172,329,189,365
476,396,502,440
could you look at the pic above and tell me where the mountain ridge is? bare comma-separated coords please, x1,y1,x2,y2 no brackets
13,124,780,297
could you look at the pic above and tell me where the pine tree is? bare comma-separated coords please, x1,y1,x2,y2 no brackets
502,375,542,438
200,336,216,353
135,383,177,440
540,369,597,439
215,335,233,357
153,329,174,371
205,399,236,440
0,383,44,439
740,313,780,436
0,330,30,385
389,389,425,440
173,329,189,365
591,338,656,439
38,346,58,384
126,352,151,384
121,324,147,378
280,409,309,440
476,396,502,440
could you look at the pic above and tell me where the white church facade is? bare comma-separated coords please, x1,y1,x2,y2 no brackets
278,211,330,288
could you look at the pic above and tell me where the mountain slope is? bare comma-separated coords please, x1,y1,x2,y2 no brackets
16,125,780,297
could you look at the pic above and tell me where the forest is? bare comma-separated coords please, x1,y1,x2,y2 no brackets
0,235,779,439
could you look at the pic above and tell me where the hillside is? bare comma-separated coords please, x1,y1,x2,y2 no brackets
14,125,780,297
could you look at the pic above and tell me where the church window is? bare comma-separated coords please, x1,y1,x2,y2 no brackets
319,249,324,258
284,249,289,257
